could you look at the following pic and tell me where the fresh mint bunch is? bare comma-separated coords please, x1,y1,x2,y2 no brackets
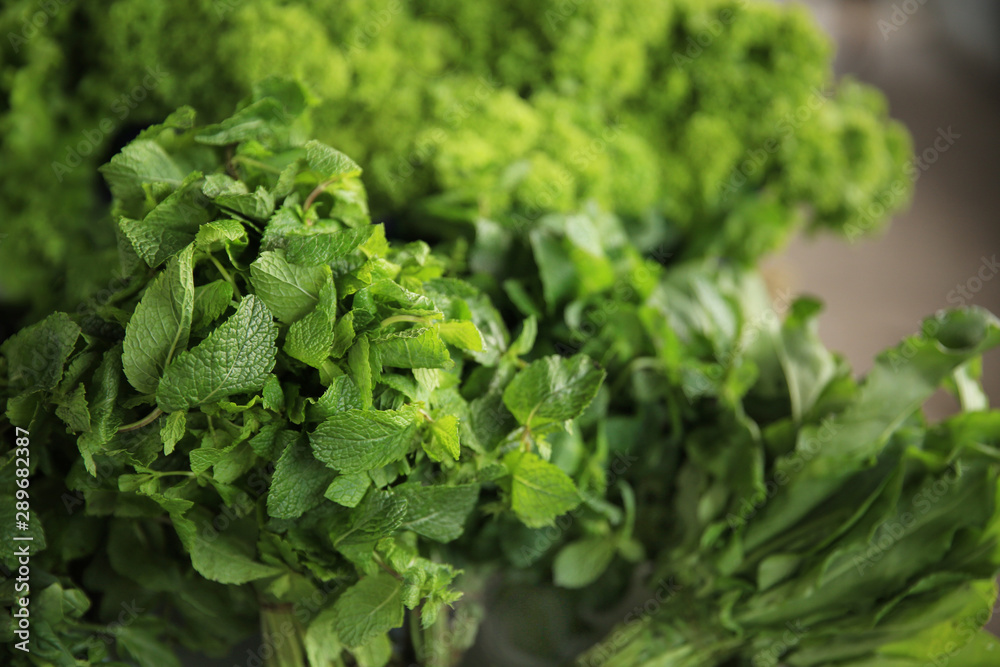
0,83,613,667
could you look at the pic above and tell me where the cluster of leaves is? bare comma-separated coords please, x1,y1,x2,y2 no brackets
0,0,910,322
522,217,1000,665
4,85,1000,667
0,84,628,667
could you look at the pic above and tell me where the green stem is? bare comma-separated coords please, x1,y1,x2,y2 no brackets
207,254,242,298
119,408,164,432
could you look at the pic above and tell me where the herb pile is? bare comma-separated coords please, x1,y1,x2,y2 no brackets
4,80,1000,667
1,84,613,666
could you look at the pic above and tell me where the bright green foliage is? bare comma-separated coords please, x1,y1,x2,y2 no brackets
0,0,910,323
0,94,608,666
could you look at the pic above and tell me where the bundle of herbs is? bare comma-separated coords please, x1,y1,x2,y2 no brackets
3,82,1000,667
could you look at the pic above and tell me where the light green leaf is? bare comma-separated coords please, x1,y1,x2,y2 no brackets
285,226,374,266
99,139,185,205
161,411,186,455
194,219,248,258
348,336,374,410
123,244,195,394
250,250,330,324
371,327,452,370
157,295,278,412
504,450,580,528
553,536,618,589
325,473,371,508
437,321,485,353
284,282,337,368
425,414,461,462
502,354,605,428
310,408,417,473
333,574,403,649
306,140,362,179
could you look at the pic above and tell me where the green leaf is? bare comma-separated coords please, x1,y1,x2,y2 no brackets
160,411,186,455
123,244,195,394
77,345,123,475
55,383,91,432
194,219,249,258
157,294,279,412
425,414,461,462
306,140,362,179
437,320,485,353
325,473,371,508
118,174,210,267
173,511,283,585
777,298,836,422
285,226,375,266
268,436,335,520
284,282,337,368
191,280,234,330
397,484,479,543
332,574,403,649
100,139,185,205
504,450,580,528
371,327,453,370
262,374,284,412
310,408,418,473
307,376,364,421
348,336,374,410
553,536,618,589
1,312,80,392
116,624,182,667
250,250,330,324
502,355,605,428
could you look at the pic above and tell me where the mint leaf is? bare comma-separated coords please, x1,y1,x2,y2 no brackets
502,355,605,428
157,294,279,412
194,219,249,259
425,414,461,462
332,574,403,649
306,140,362,179
192,280,234,330
325,473,371,508
250,250,330,324
55,383,91,432
438,320,485,353
285,226,374,266
268,437,335,519
100,139,185,205
119,174,210,267
553,537,618,589
310,408,417,473
504,450,580,528
284,282,337,368
1,312,80,392
123,244,195,394
348,336,374,410
161,411,186,455
371,327,452,370
173,511,283,585
397,484,479,543
307,376,364,421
